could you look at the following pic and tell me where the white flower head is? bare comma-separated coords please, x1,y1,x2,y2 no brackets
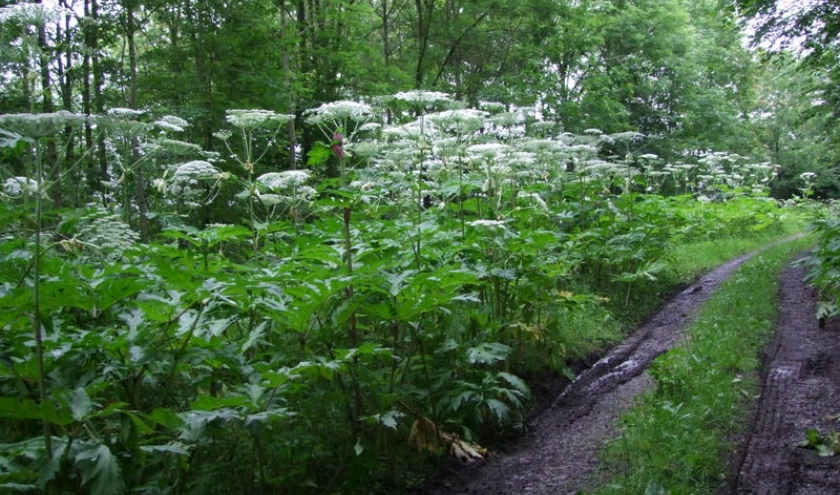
304,100,373,126
467,143,512,159
489,111,526,128
0,2,71,26
610,131,645,142
171,160,220,184
426,109,488,134
152,178,167,194
800,172,817,181
509,151,536,168
157,139,201,155
226,109,293,130
154,115,189,133
392,90,451,106
478,101,506,113
357,122,382,133
257,170,311,190
347,141,381,158
213,130,232,141
107,108,146,118
569,144,600,155
4,176,38,196
518,192,549,211
467,219,507,231
518,139,565,154
258,194,284,206
0,112,86,139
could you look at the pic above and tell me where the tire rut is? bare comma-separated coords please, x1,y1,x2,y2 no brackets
732,263,840,495
431,252,760,495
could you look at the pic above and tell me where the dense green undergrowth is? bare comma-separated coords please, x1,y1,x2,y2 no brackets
591,234,814,495
0,100,815,494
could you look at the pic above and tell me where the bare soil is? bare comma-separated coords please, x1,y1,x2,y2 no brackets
731,263,840,495
427,251,840,495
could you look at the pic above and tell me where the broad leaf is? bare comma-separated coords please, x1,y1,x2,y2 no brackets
75,444,124,495
139,443,190,456
0,398,72,426
68,387,92,421
467,342,511,364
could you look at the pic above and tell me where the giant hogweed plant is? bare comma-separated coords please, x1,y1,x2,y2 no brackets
0,92,791,493
800,201,840,323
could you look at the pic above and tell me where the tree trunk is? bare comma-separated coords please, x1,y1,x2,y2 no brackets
280,0,297,169
92,0,109,205
124,0,148,241
36,1,62,206
413,0,433,87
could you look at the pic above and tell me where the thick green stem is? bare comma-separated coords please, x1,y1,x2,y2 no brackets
32,140,52,457
342,206,363,426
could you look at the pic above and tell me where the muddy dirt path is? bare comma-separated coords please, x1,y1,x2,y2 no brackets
732,263,840,495
429,252,762,495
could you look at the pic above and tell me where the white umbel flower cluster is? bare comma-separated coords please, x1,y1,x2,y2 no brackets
0,2,71,25
4,176,38,196
393,90,451,106
154,115,189,133
426,109,488,135
467,143,512,159
226,109,293,130
74,208,140,259
172,161,219,184
0,112,86,139
169,161,223,197
257,170,311,190
107,108,146,118
467,219,507,231
304,101,373,126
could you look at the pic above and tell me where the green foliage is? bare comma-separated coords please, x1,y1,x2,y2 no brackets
0,89,806,492
795,428,840,457
799,203,840,323
594,236,814,495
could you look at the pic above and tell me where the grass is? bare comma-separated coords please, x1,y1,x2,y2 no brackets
589,233,814,495
667,210,810,281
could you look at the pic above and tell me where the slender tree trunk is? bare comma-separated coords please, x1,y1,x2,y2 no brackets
82,0,97,200
36,6,54,116
124,0,148,240
189,0,215,150
382,0,391,65
280,0,296,169
92,0,109,205
413,0,433,87
59,1,77,205
36,1,63,207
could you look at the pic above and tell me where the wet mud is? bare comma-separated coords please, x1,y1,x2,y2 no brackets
429,253,761,495
731,263,840,495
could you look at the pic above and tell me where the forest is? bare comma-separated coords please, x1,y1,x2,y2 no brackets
1,0,840,493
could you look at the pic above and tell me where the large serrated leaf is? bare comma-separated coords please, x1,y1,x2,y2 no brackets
484,398,511,422
467,342,511,364
497,371,530,396
0,397,72,426
75,444,124,495
68,387,92,421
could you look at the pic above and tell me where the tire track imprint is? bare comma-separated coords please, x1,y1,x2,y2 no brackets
732,263,840,495
431,251,760,495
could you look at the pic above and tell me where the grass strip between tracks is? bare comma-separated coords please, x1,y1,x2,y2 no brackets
591,235,815,495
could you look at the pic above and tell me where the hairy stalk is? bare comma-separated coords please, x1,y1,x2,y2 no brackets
32,139,51,457
343,206,363,428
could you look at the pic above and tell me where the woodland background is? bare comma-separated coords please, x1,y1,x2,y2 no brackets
2,0,840,493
